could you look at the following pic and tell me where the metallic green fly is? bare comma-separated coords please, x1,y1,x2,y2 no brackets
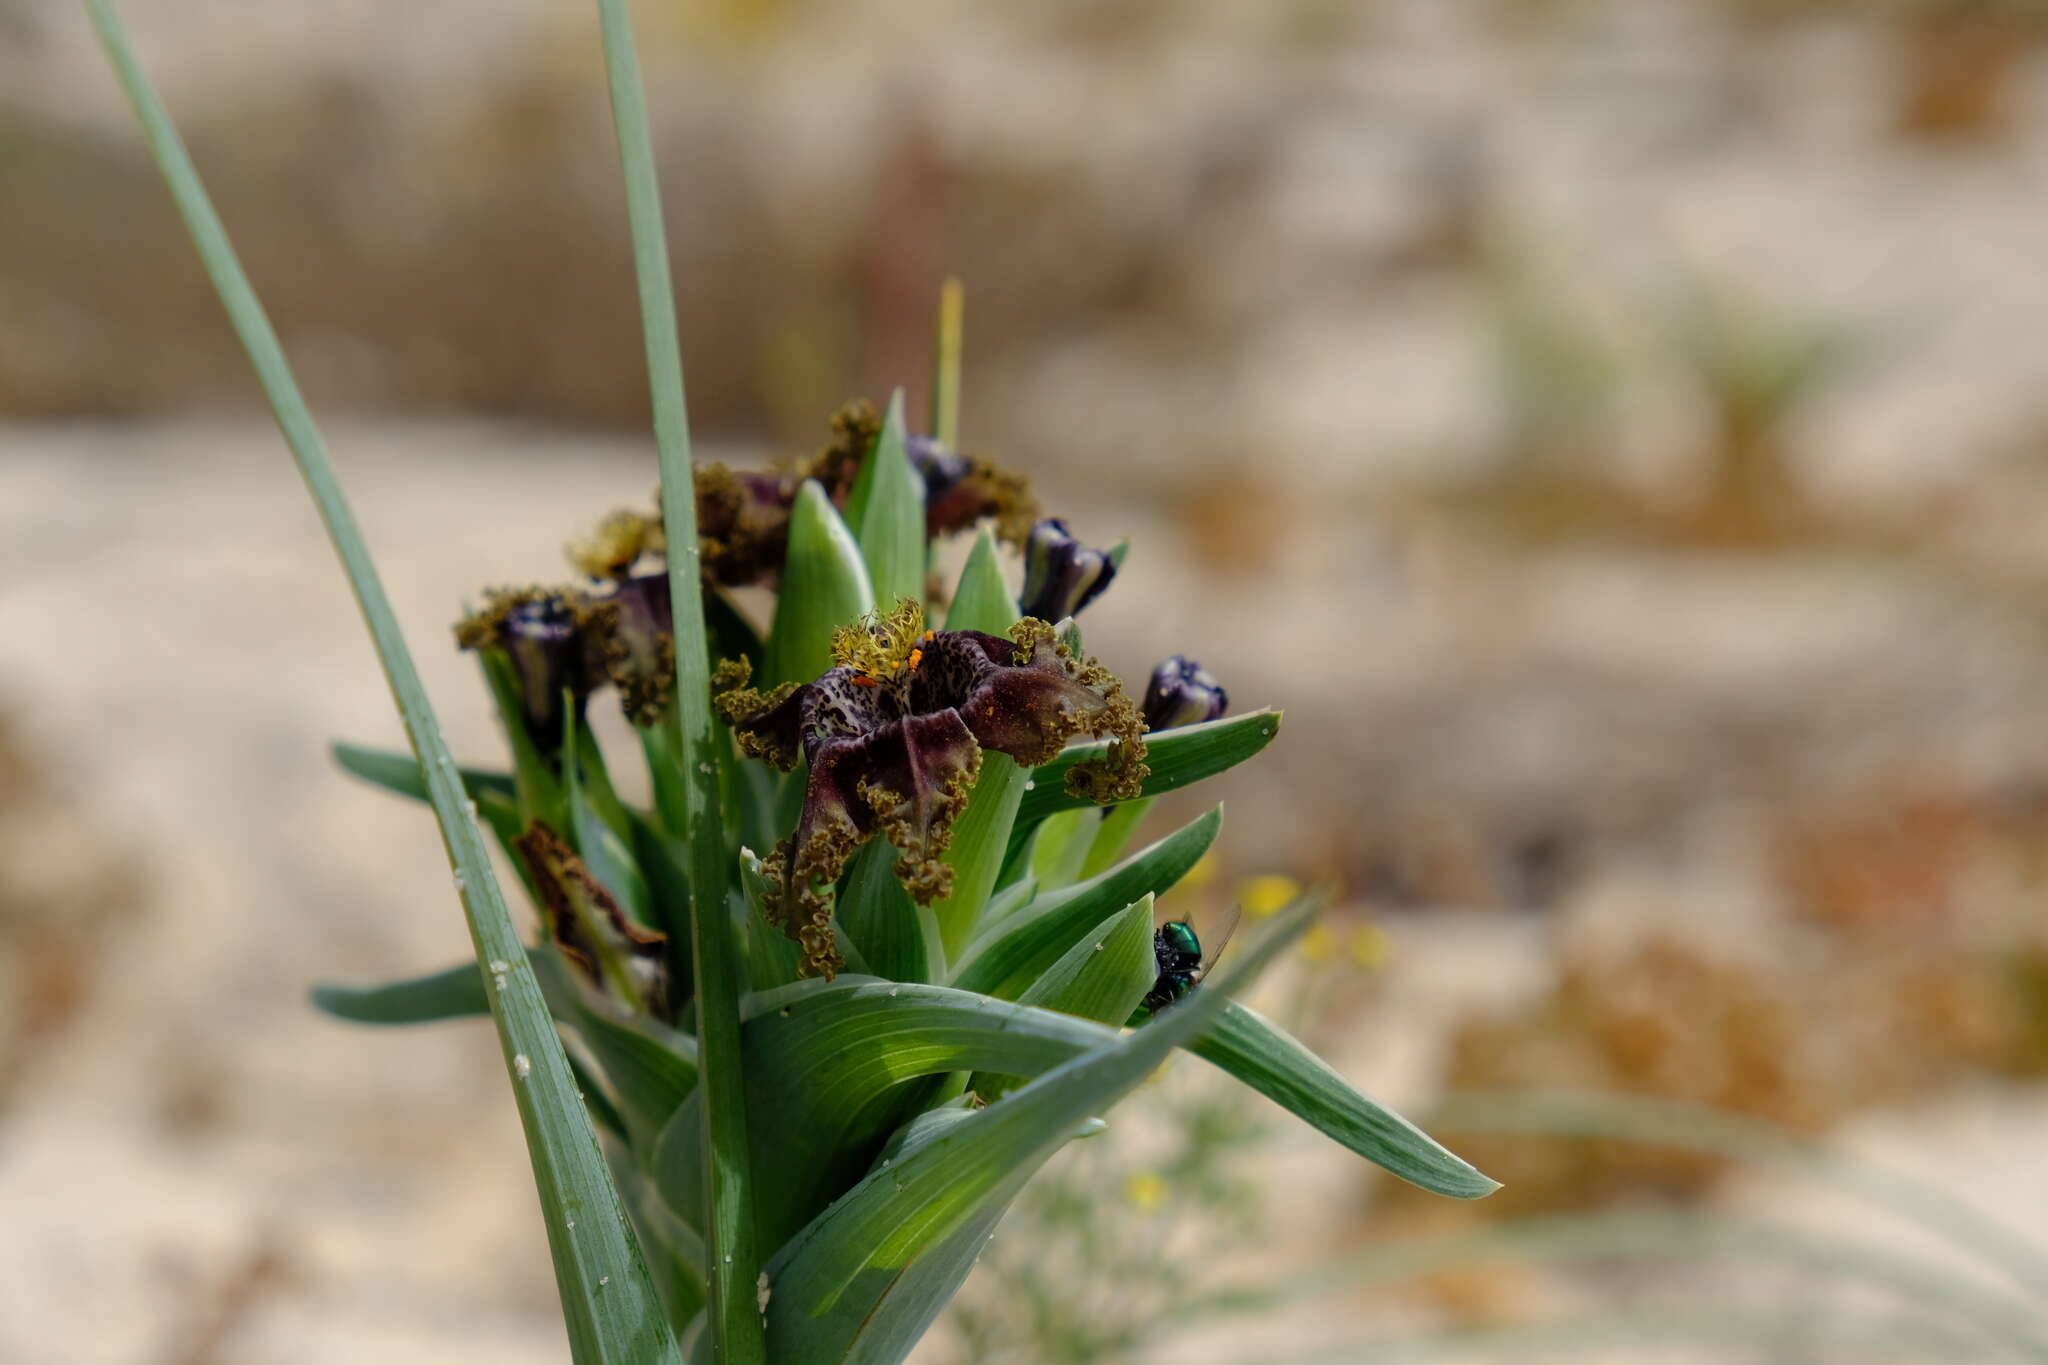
1139,905,1239,1016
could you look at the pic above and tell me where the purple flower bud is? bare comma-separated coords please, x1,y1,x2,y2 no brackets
1019,518,1117,623
1142,656,1227,731
495,594,594,751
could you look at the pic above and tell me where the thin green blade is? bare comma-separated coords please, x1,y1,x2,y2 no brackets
1192,1002,1496,1199
85,4,682,1356
590,0,767,1350
332,740,516,806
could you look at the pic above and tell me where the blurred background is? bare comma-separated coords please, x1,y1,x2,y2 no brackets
7,0,2048,1360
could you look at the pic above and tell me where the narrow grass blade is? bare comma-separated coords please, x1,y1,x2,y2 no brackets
930,277,964,451
931,528,1027,955
85,7,682,1354
767,481,875,686
843,388,925,610
589,0,768,1352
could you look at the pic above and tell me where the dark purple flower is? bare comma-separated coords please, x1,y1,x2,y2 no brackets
454,588,608,752
907,433,1039,543
593,572,677,727
1142,656,1228,731
1019,518,1117,623
714,601,1149,977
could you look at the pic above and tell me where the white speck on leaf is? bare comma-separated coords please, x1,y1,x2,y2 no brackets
757,1271,771,1312
514,1053,531,1079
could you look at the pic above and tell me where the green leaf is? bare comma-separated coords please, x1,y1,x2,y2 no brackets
332,741,516,806
85,4,683,1358
1079,796,1152,880
968,893,1156,1101
930,527,1028,956
1028,807,1096,891
843,388,925,611
738,978,1115,1254
953,806,1222,998
1191,1002,1496,1199
566,715,653,928
836,841,936,983
1016,892,1157,1026
332,739,537,902
594,0,764,1346
942,525,1017,634
1011,709,1283,833
761,900,1318,1363
311,958,500,1025
768,480,876,687
533,952,697,1151
737,856,805,992
626,813,696,997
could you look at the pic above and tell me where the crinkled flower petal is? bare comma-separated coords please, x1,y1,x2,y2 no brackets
716,605,1148,978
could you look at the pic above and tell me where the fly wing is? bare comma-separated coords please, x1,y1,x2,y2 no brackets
1196,903,1241,979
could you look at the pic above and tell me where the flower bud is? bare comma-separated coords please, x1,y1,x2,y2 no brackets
1019,518,1116,622
1141,655,1227,731
454,589,606,754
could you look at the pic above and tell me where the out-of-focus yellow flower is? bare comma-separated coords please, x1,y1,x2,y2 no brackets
1239,873,1301,918
1181,850,1221,891
1125,1170,1168,1213
1349,924,1390,971
1299,922,1336,964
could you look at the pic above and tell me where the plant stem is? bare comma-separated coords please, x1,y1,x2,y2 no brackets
932,276,965,450
589,0,765,1357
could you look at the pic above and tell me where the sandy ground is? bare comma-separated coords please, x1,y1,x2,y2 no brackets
4,420,2048,1363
